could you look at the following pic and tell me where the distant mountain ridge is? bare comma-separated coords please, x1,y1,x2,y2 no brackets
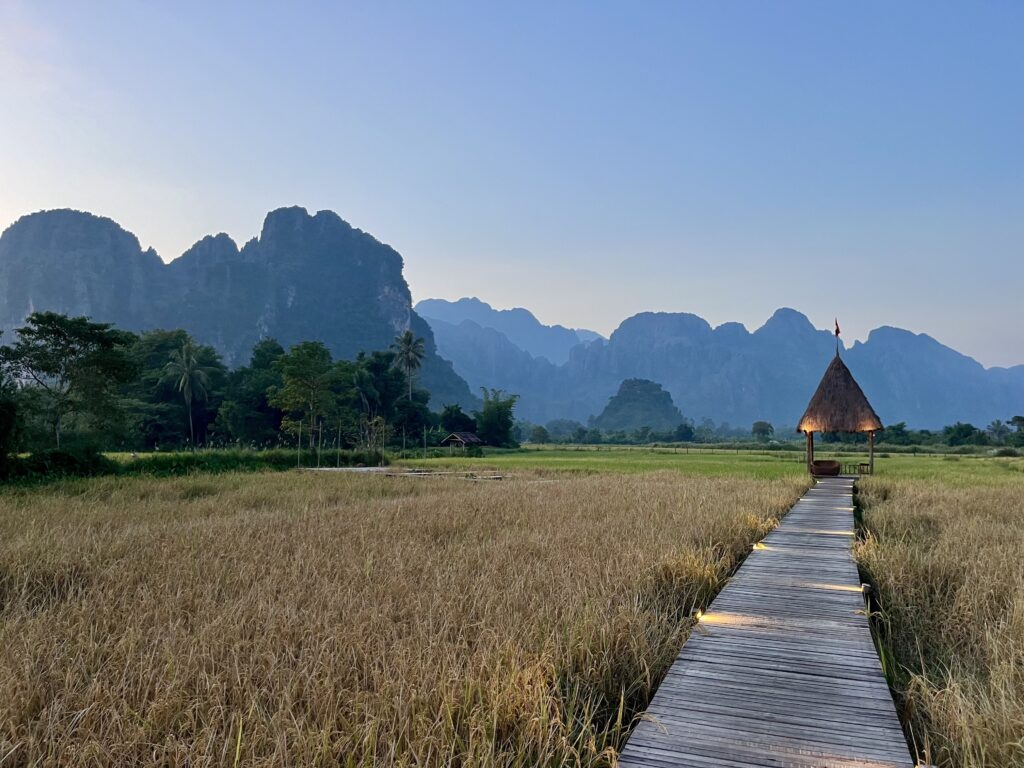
415,297,601,364
2,209,1020,429
0,208,476,408
418,302,1024,429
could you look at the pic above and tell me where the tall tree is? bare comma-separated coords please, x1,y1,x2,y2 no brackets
268,342,337,448
353,351,409,422
162,338,219,447
986,420,1011,444
215,339,285,446
474,388,519,447
0,312,137,447
529,425,550,444
391,330,426,400
752,421,775,441
0,357,19,467
1010,416,1024,448
440,404,476,434
393,393,433,441
943,422,987,446
673,422,695,442
124,330,226,449
351,366,380,420
879,422,911,445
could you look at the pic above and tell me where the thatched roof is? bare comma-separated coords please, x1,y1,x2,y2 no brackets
441,431,484,446
797,353,883,434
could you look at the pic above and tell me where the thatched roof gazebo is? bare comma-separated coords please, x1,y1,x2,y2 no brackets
797,353,883,476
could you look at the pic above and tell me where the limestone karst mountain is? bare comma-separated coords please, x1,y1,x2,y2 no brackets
0,207,476,408
2,209,1020,428
591,379,685,432
419,303,1024,428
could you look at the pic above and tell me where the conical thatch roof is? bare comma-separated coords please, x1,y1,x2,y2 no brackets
797,353,883,433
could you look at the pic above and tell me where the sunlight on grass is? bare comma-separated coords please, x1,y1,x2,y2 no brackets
856,472,1024,767
0,469,805,766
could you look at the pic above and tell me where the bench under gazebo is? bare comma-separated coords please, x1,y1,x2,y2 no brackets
797,353,883,477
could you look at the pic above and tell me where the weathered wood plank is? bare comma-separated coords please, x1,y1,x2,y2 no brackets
617,477,914,767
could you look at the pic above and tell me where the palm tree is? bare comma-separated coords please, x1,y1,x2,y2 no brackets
162,339,215,447
352,368,380,418
391,330,426,400
987,419,1011,444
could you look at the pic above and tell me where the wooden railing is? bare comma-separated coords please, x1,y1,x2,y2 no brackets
841,462,872,476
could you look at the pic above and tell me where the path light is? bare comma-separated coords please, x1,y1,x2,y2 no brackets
696,612,753,627
808,583,863,593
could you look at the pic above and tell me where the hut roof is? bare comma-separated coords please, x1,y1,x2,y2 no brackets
796,353,883,434
441,431,484,446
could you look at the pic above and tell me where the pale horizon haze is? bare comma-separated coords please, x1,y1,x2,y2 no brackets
1,1,1022,367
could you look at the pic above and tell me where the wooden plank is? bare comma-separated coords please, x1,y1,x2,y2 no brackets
618,477,914,767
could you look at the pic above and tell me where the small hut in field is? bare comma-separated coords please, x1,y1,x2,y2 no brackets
440,432,484,452
797,353,883,476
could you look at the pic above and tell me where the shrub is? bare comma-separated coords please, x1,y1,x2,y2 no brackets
11,447,120,479
123,448,386,476
0,399,16,476
0,447,388,484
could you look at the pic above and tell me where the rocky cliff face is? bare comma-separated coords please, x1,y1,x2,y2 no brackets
845,327,1024,428
0,208,475,408
0,209,165,330
420,303,1024,429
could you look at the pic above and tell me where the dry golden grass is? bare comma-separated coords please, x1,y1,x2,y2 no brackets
856,470,1024,768
0,470,805,767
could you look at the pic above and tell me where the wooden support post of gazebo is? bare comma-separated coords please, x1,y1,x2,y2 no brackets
797,353,883,477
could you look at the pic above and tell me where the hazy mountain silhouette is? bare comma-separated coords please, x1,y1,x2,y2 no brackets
415,297,601,364
2,209,1020,428
420,304,1024,429
592,379,684,432
0,208,476,408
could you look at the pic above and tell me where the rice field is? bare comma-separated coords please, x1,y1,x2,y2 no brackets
855,463,1024,768
0,470,805,767
398,445,1018,481
4,454,1021,767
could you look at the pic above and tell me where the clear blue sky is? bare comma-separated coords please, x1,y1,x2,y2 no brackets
2,1,1021,366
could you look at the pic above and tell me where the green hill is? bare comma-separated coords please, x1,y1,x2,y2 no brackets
592,378,684,432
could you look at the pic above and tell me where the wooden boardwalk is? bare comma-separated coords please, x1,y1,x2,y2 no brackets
619,477,914,768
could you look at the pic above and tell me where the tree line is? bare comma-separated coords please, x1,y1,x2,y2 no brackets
801,420,1024,449
523,416,1024,449
0,312,520,466
2,312,1018,471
